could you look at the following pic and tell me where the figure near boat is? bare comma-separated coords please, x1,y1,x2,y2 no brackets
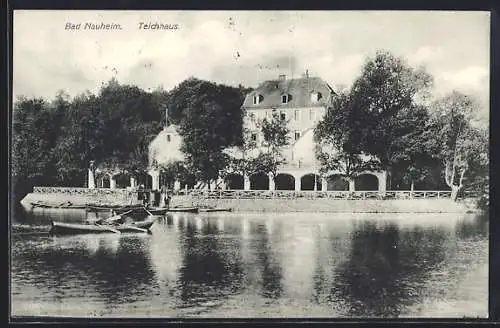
161,185,171,209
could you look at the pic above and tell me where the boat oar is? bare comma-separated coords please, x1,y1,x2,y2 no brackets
143,207,155,217
118,209,135,216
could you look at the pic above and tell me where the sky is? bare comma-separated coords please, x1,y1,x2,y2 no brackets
13,10,490,119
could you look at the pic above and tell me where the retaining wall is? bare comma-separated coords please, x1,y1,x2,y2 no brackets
20,188,138,207
20,188,476,213
181,196,475,213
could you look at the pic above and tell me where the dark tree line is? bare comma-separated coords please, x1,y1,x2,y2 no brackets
11,77,250,202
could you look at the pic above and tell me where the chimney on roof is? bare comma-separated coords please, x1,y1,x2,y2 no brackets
278,74,286,81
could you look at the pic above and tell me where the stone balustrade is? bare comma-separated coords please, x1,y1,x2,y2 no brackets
188,189,455,200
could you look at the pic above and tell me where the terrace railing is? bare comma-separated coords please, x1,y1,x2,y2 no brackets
33,186,131,195
186,190,455,200
34,187,479,200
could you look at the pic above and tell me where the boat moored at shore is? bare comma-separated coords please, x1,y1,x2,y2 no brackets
49,221,121,235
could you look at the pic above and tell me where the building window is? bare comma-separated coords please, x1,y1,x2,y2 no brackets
166,134,171,142
249,112,255,122
294,131,301,141
265,111,269,119
253,95,263,105
280,111,286,120
311,92,323,102
294,110,300,121
309,109,316,121
251,133,257,141
281,94,291,104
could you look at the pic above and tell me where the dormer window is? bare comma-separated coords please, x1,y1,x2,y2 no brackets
281,94,291,104
253,94,263,105
311,92,322,102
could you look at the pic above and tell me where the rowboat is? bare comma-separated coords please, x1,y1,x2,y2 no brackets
114,205,146,215
146,207,169,215
167,207,199,213
63,205,87,209
31,202,52,208
132,216,157,230
115,224,149,233
199,207,233,213
86,204,144,212
49,221,121,235
88,214,157,230
85,211,130,225
31,201,87,209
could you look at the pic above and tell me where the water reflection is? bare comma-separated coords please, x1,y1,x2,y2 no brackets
330,217,482,317
11,210,488,318
176,215,244,312
254,220,284,299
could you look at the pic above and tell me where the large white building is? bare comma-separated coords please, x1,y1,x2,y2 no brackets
94,74,386,192
226,74,387,192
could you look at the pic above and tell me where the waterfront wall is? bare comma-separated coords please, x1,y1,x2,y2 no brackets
181,196,475,213
20,187,477,213
20,187,138,207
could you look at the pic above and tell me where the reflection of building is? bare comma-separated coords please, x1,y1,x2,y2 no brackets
279,222,316,299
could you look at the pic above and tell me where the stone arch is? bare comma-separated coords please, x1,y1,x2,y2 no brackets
327,174,349,191
113,172,130,189
275,173,295,190
225,173,244,190
159,171,175,189
101,175,110,188
355,174,379,191
301,173,321,191
135,172,153,189
250,172,269,190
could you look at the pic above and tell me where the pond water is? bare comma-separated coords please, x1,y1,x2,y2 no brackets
10,206,489,318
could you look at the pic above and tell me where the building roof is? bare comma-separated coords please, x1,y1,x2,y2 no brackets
242,76,335,110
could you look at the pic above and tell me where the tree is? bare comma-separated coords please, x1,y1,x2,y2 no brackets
348,50,434,183
170,78,246,187
223,127,258,177
96,78,163,174
169,77,245,147
427,91,488,201
159,160,195,189
314,92,379,187
12,97,53,199
383,105,440,191
257,110,291,177
54,91,102,186
464,127,489,209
